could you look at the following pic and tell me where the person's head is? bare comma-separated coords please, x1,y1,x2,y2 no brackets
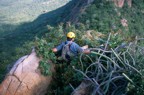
67,32,75,41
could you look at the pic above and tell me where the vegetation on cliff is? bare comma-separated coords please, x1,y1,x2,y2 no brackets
1,0,144,94
35,0,144,94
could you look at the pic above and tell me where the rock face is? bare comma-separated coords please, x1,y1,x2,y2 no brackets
121,18,128,27
0,50,54,95
82,30,105,41
113,0,132,8
63,0,94,23
72,80,92,95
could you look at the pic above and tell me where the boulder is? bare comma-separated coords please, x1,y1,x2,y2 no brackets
0,50,54,95
82,30,105,40
121,18,128,27
113,0,132,8
71,80,92,95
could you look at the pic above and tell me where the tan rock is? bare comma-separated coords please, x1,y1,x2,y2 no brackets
113,0,132,8
82,30,105,40
113,0,125,8
0,50,54,95
72,80,92,95
121,18,128,27
127,0,132,7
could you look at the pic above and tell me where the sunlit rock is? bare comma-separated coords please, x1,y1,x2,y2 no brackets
113,0,132,8
121,18,128,27
72,80,92,95
0,50,54,95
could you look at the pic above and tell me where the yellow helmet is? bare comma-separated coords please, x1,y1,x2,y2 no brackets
67,32,75,38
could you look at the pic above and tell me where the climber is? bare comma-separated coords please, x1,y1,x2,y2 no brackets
52,32,90,61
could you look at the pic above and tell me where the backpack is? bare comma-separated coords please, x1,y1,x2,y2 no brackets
61,42,74,61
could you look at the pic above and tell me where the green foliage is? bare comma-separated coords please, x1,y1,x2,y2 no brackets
35,25,93,94
79,0,120,33
0,41,33,83
125,41,144,95
35,22,144,94
0,0,72,83
35,25,67,76
46,58,84,95
39,60,52,76
76,2,144,94
22,0,144,94
1,0,144,95
0,0,70,34
108,33,124,48
79,0,144,37
35,37,56,75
